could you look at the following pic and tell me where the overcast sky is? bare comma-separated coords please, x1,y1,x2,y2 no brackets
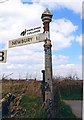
0,0,83,80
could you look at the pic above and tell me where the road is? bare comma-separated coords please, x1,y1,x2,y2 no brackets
64,100,83,119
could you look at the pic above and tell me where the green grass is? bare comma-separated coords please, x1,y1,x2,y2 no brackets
58,101,76,118
20,95,76,119
20,95,47,118
61,93,82,100
60,85,83,100
53,82,77,119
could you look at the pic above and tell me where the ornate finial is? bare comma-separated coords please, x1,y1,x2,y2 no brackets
43,8,52,15
41,8,53,22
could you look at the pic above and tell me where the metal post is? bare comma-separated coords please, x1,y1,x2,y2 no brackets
41,70,45,102
41,8,53,113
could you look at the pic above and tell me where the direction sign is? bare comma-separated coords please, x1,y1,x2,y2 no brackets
0,50,7,63
26,26,41,36
9,33,45,48
20,26,41,36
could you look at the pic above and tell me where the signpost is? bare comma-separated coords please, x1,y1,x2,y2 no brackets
0,50,7,63
7,8,53,117
9,33,45,48
41,8,53,118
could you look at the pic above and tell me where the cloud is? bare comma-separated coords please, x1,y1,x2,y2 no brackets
0,0,44,47
0,55,82,80
57,1,82,16
0,0,78,50
50,18,77,50
7,47,44,64
0,0,82,80
51,19,78,36
21,0,83,16
0,62,44,79
0,0,78,51
53,64,82,79
0,49,70,79
75,34,82,45
1,65,48,79
82,34,84,46
79,55,82,60
82,1,84,19
79,55,84,63
51,32,75,50
52,55,69,65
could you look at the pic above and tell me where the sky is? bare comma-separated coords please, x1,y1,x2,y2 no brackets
0,0,83,80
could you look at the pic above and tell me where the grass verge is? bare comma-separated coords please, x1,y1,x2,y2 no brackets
20,95,47,118
58,100,76,118
61,93,83,100
53,81,77,119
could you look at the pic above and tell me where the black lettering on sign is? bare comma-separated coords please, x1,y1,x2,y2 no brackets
0,52,4,61
12,41,17,45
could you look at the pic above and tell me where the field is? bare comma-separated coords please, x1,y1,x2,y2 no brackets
2,80,42,98
56,80,83,100
0,79,83,118
53,80,83,119
1,80,45,118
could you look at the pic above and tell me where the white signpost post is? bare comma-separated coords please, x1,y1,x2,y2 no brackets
9,33,45,48
0,50,7,63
